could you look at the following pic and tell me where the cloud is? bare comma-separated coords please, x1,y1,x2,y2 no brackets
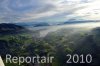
0,0,99,23
75,0,100,20
18,0,87,22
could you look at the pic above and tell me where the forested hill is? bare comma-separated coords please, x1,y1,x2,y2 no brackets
0,23,28,34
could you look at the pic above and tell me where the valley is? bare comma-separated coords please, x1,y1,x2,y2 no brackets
0,22,100,66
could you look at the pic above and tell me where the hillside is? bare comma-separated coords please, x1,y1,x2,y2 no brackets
0,23,28,34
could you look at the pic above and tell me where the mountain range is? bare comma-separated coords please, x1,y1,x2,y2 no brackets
14,20,100,27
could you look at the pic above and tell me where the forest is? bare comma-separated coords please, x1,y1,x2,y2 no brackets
0,23,100,66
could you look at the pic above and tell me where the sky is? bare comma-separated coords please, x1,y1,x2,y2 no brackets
0,0,100,23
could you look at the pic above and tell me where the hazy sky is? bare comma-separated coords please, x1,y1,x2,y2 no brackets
0,0,100,23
